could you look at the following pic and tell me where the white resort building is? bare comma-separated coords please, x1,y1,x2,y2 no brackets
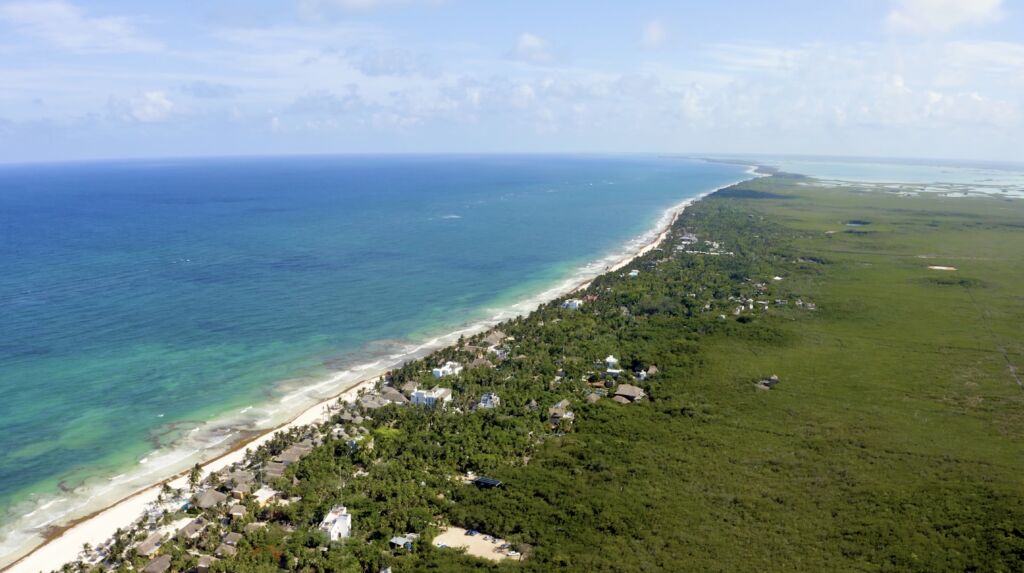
562,299,584,310
411,386,453,408
432,361,464,378
319,505,352,541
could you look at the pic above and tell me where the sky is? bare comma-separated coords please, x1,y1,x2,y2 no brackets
0,0,1021,163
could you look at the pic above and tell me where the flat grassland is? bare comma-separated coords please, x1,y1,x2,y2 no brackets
451,176,1024,572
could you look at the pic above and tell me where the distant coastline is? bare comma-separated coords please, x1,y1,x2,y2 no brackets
1,161,760,572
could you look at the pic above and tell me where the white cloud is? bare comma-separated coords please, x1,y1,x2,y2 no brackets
886,0,1003,34
642,20,665,49
131,91,174,122
509,32,554,65
297,0,442,19
0,0,160,53
704,43,804,74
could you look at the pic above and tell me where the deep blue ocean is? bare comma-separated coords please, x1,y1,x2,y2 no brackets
0,154,748,559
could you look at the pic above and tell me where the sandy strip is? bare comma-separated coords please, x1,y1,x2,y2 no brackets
433,526,514,562
4,165,759,573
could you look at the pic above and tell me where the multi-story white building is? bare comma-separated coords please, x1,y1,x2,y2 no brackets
411,386,453,408
319,506,352,541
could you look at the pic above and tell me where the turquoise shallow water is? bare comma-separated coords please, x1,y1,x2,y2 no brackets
756,156,1024,192
0,154,748,558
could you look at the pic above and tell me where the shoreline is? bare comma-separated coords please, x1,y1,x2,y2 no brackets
2,165,758,573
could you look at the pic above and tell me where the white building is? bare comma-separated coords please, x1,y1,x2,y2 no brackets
478,393,501,409
628,269,640,278
411,386,453,408
432,361,463,378
319,506,352,541
605,355,619,369
561,299,584,310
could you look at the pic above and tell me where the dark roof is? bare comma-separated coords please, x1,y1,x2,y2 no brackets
473,476,503,488
614,384,646,400
179,518,206,539
136,532,163,557
194,489,228,509
142,554,171,573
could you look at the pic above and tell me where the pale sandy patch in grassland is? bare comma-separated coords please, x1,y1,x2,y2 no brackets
928,266,958,271
432,526,516,561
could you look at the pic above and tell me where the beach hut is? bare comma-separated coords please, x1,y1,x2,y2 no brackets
178,518,206,541
400,381,419,397
142,555,171,573
196,555,215,573
228,504,247,520
194,489,227,510
136,532,163,557
613,384,646,402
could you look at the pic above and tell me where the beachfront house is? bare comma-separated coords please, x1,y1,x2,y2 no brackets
629,269,640,278
194,489,227,510
136,532,164,557
381,386,409,405
482,330,506,348
411,386,453,408
319,505,353,541
432,361,463,378
562,298,584,310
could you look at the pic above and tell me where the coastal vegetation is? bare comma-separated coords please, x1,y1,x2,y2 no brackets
51,174,1024,572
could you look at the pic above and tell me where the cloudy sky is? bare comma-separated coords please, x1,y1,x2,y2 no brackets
0,0,1021,163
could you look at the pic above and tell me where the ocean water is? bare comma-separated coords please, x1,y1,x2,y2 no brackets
757,156,1024,195
0,154,749,561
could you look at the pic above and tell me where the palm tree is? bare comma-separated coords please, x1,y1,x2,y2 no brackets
188,463,203,490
